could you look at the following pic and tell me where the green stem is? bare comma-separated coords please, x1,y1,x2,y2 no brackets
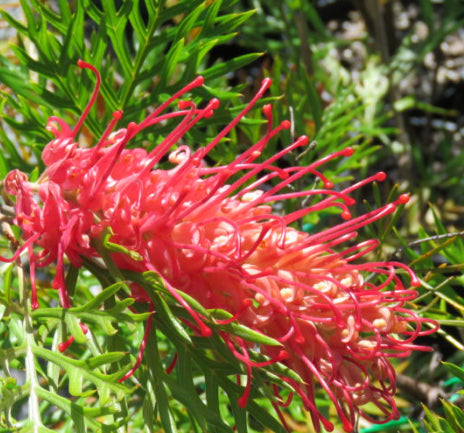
19,258,42,431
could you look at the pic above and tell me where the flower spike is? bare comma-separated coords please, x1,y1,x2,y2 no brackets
2,61,437,433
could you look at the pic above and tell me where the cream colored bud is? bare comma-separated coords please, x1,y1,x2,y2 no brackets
255,293,268,306
280,288,294,303
373,318,388,331
242,190,263,202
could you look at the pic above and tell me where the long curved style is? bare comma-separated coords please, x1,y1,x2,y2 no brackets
3,61,437,432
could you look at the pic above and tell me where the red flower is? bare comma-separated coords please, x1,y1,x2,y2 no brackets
3,61,437,432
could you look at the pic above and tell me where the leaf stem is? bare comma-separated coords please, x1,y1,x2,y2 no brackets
120,2,164,108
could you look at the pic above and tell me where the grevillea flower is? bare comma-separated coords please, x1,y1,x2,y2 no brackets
2,60,437,432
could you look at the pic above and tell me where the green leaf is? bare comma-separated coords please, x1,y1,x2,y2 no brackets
408,419,422,433
128,0,147,42
33,346,131,403
0,67,49,107
227,394,247,433
205,374,220,417
101,228,143,261
0,382,29,412
1,263,14,305
145,330,178,433
419,0,435,30
0,9,29,33
101,0,134,79
59,0,85,69
153,293,193,345
442,399,464,432
200,0,223,37
170,347,208,432
202,53,263,80
35,387,118,431
158,37,186,88
173,3,204,43
443,362,464,383
69,282,127,313
213,316,282,346
246,400,287,433
212,10,256,35
106,298,135,314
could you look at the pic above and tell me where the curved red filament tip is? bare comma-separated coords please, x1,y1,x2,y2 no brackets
58,322,89,353
209,98,220,110
203,99,220,118
203,76,273,154
263,104,272,118
342,147,354,157
345,197,356,206
193,75,205,87
58,336,74,353
396,193,410,205
261,77,272,88
77,59,91,69
199,322,212,337
178,100,192,110
375,171,387,182
72,60,101,138
127,122,138,132
297,135,309,147
341,210,352,220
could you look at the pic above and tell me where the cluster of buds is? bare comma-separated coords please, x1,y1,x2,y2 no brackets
2,61,437,432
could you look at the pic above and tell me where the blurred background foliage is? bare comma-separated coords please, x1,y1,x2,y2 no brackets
0,0,464,432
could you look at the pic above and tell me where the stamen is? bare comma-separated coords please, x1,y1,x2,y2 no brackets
93,110,123,153
73,60,102,137
58,335,74,353
143,98,221,172
263,104,273,135
53,244,71,308
46,116,72,137
0,233,39,264
160,277,211,337
166,352,178,375
215,299,253,325
185,134,309,219
203,78,273,154
58,323,89,353
119,305,154,382
137,76,205,131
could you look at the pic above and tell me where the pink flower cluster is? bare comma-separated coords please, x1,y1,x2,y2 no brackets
3,61,437,432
